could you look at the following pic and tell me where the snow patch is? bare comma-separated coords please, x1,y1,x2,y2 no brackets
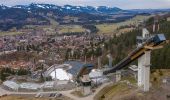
50,68,72,81
66,6,71,9
76,6,80,9
36,5,45,8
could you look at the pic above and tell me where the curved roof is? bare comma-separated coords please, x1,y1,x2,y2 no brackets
64,61,84,76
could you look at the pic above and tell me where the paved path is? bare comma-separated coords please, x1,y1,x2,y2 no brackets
0,87,9,96
61,82,112,100
0,82,112,100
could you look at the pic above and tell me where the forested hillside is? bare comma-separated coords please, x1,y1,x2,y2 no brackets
105,15,170,69
152,19,170,69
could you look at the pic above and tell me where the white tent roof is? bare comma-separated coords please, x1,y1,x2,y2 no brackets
50,68,72,81
3,81,19,90
20,83,41,90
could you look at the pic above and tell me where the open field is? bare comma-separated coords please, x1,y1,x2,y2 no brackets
94,75,137,100
0,15,152,36
167,17,170,21
58,25,86,33
96,24,134,35
96,15,152,35
94,83,134,100
0,32,24,36
48,18,59,26
96,24,118,34
95,69,170,100
116,15,152,26
121,76,137,85
151,69,170,87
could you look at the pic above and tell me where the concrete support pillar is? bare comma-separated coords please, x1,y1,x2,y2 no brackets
108,55,113,68
54,66,56,80
138,55,145,86
138,51,151,92
98,56,101,69
107,54,113,68
85,56,87,64
81,75,91,96
82,86,91,96
116,71,121,82
143,51,151,92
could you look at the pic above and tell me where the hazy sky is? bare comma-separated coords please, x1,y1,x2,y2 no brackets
0,0,170,9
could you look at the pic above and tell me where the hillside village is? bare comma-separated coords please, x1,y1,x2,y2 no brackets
0,3,170,100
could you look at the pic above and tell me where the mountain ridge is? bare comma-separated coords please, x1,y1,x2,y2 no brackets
0,3,123,14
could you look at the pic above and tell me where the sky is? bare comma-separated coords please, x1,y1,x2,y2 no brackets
0,0,170,9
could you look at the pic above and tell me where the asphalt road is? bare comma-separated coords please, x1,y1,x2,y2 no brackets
0,82,112,100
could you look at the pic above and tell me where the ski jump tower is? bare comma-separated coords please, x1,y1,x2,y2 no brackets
137,28,151,91
103,20,167,92
137,17,162,91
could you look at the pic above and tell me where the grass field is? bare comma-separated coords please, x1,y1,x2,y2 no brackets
0,15,152,36
96,24,118,34
116,15,152,26
121,76,137,85
0,32,24,36
48,18,59,26
96,15,152,35
167,17,170,21
23,25,85,35
151,69,170,87
59,25,85,33
94,69,170,100
94,83,132,100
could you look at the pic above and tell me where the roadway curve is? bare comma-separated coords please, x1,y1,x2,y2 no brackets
0,82,112,100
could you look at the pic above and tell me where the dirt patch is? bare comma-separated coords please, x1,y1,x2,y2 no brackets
94,83,136,100
95,69,170,100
